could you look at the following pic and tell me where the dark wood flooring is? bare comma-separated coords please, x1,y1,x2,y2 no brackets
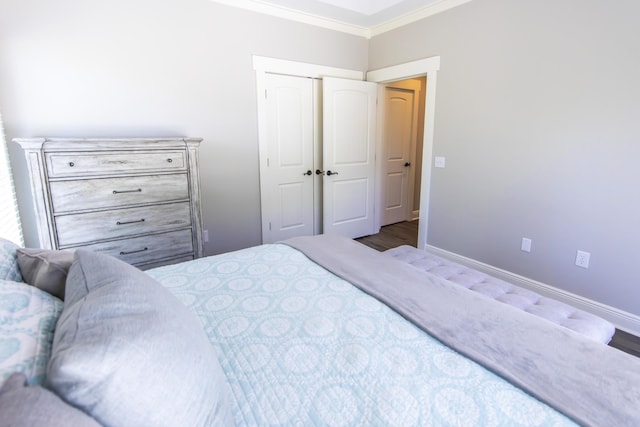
356,219,418,251
356,220,640,358
609,329,640,358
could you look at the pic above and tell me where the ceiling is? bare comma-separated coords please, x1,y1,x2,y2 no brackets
209,0,471,38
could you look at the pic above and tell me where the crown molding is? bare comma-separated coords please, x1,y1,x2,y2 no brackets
210,0,369,38
209,0,473,39
370,0,473,37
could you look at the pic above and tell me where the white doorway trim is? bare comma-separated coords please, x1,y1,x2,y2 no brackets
367,56,441,250
253,56,364,243
253,56,363,80
253,55,440,249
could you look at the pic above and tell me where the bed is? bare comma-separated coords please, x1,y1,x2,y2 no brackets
1,235,639,426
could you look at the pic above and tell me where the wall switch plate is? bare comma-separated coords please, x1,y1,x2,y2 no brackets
434,156,446,168
521,237,532,252
576,250,590,268
204,230,209,242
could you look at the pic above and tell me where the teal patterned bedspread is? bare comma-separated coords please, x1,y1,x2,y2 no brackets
0,280,63,386
147,244,575,427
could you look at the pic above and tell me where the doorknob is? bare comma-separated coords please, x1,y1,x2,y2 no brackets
315,169,325,175
404,162,411,167
326,170,339,176
303,170,312,176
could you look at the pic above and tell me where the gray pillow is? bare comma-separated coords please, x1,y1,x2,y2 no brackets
16,248,74,300
0,372,101,427
47,249,233,427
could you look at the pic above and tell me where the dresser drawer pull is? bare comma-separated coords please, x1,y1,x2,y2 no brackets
167,158,173,163
116,218,146,225
120,247,148,256
69,162,75,167
112,188,142,194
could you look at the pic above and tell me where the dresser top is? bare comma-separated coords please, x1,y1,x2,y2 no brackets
13,137,202,152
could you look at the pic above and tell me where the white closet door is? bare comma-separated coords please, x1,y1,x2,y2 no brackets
323,77,378,239
261,73,315,243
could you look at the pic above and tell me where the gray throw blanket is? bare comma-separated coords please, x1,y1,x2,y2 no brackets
284,234,640,427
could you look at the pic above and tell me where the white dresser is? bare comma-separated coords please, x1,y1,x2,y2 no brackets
15,138,204,269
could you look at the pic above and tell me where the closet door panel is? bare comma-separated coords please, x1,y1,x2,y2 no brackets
331,178,369,223
261,74,315,243
331,91,370,165
323,77,377,239
278,182,306,230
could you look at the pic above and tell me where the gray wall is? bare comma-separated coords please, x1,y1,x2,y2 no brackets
3,0,639,319
0,0,368,254
370,0,640,316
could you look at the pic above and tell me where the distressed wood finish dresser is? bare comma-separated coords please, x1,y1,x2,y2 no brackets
15,138,204,269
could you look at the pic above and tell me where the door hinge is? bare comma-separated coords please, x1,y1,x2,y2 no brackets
265,89,268,99
269,222,272,231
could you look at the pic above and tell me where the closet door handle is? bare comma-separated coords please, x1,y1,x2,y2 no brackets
303,170,312,176
404,162,411,167
315,169,325,175
326,170,339,176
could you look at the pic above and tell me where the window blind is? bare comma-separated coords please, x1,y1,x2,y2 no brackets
0,113,24,245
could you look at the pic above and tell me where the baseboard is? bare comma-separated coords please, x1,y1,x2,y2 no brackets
426,245,640,337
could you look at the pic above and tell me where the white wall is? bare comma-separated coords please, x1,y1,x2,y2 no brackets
370,0,640,318
0,0,368,255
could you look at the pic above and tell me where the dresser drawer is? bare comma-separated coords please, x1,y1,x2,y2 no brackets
55,202,192,247
79,229,194,266
45,150,187,177
49,174,189,213
139,255,194,270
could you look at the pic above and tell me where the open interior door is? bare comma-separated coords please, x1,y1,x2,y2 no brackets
381,83,419,225
322,77,378,239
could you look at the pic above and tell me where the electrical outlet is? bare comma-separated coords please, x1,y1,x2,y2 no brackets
203,230,209,243
521,238,532,252
575,250,590,269
434,156,446,168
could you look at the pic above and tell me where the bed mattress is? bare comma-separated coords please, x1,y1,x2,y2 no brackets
148,243,575,426
384,245,615,344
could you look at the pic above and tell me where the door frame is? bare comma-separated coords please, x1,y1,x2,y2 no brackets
253,55,440,249
368,57,440,250
253,57,363,243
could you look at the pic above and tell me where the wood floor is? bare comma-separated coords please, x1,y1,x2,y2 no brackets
609,329,640,358
356,219,418,251
357,220,640,358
